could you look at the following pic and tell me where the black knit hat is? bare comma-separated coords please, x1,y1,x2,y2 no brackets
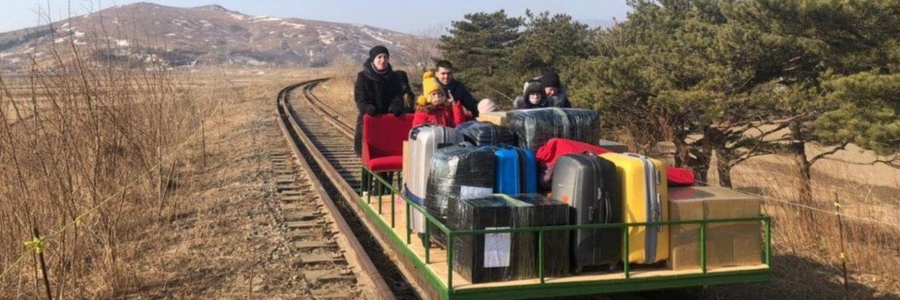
541,71,560,89
369,45,389,60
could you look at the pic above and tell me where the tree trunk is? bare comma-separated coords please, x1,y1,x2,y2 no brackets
789,122,815,222
683,149,711,185
789,124,814,205
714,150,733,188
796,152,814,206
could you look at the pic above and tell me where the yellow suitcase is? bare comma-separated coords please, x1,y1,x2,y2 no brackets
599,153,669,264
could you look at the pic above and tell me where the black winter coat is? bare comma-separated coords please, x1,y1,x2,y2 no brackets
354,60,405,156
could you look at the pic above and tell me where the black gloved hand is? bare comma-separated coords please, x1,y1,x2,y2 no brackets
364,105,377,116
389,104,405,117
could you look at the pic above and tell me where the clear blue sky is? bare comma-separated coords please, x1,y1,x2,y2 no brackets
1,0,631,34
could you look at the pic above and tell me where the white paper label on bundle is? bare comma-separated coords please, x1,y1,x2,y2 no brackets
460,185,492,200
484,226,511,268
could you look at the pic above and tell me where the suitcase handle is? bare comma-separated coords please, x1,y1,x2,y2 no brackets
624,152,643,158
655,192,663,232
457,141,476,148
605,191,612,224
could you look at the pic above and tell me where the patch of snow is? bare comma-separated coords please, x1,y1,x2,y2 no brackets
73,40,86,45
257,71,265,75
229,13,246,20
282,33,304,39
361,27,394,45
232,54,266,66
55,37,67,44
0,52,9,58
251,16,282,23
165,33,177,37
280,21,305,29
74,31,85,37
8,57,21,63
116,39,130,47
61,23,69,28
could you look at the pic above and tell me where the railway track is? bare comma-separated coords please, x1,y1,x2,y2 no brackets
275,79,419,300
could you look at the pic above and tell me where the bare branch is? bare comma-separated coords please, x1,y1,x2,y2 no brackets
808,141,850,165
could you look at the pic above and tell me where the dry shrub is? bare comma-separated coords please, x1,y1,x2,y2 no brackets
0,13,229,299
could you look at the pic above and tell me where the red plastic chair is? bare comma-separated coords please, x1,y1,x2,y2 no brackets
362,114,414,172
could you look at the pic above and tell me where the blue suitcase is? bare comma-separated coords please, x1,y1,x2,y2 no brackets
493,146,538,195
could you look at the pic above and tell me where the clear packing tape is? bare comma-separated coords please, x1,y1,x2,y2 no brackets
426,143,497,247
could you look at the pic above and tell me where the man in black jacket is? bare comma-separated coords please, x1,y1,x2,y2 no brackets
433,60,480,118
354,45,406,157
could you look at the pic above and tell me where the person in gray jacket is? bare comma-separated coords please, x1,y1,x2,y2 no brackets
513,70,572,109
513,80,549,109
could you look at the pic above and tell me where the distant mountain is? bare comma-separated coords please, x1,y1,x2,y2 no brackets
0,2,432,71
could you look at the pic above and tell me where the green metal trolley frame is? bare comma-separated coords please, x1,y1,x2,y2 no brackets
358,166,772,300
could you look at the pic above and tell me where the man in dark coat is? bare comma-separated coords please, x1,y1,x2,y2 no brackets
354,45,406,157
433,60,480,118
539,71,572,108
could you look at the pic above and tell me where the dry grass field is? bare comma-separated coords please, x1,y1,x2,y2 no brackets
709,151,900,299
0,62,333,299
2,33,898,299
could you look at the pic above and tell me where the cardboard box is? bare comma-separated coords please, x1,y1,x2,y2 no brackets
476,111,507,126
668,187,762,270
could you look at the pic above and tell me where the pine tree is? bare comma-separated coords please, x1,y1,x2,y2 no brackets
508,11,593,79
567,0,900,190
439,11,523,100
734,0,900,203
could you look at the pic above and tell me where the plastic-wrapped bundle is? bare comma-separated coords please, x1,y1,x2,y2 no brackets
456,121,518,146
514,194,571,277
502,108,600,152
450,196,533,283
451,194,570,283
426,143,496,248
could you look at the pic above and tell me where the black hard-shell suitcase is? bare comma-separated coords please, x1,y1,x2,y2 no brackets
456,121,518,146
550,153,622,273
